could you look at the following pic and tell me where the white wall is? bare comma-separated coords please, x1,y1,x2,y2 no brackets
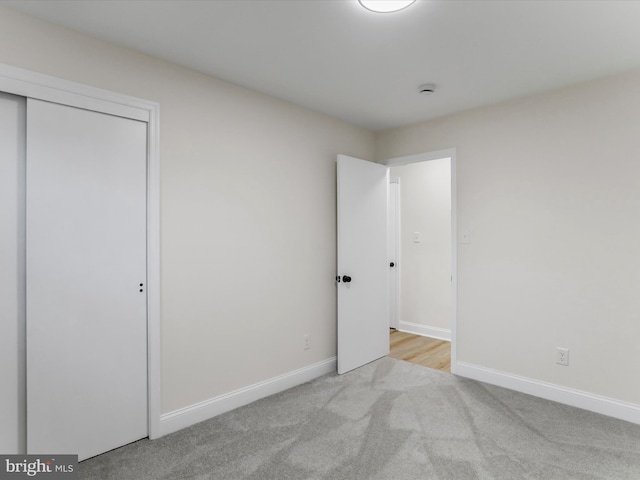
377,68,640,407
389,159,451,338
0,6,374,416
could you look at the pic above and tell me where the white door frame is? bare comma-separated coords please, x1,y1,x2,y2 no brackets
0,63,162,440
382,148,458,373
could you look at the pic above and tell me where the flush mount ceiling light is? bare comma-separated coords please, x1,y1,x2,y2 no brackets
358,0,416,13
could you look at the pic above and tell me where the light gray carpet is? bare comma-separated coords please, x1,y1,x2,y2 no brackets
79,357,640,479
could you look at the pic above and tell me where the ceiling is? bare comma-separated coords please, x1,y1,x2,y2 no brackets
3,0,640,131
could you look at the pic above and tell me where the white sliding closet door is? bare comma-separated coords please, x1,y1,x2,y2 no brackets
0,92,26,454
26,99,148,460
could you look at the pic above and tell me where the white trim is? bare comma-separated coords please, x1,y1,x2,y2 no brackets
398,322,451,341
159,357,337,437
382,148,458,373
0,62,162,441
146,102,162,440
0,63,149,121
456,362,640,425
450,152,458,373
383,148,456,167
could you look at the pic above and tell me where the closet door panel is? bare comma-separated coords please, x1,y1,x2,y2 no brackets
0,92,26,454
26,99,148,460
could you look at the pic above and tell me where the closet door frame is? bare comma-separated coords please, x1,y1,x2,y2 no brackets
0,63,162,441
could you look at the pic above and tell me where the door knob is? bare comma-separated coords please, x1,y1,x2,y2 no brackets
390,262,395,267
342,275,352,283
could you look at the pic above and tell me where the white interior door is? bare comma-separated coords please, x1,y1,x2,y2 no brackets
337,155,389,374
26,99,148,460
0,92,26,454
388,179,400,329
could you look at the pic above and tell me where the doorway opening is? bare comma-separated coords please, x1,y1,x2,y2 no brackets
383,149,456,373
388,330,451,372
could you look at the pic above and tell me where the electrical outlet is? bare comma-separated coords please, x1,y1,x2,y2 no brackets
556,347,569,366
303,334,310,350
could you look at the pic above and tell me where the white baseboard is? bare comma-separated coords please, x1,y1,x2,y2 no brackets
159,357,337,437
456,361,640,425
398,321,451,341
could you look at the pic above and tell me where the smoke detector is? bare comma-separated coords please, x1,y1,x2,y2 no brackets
418,83,436,95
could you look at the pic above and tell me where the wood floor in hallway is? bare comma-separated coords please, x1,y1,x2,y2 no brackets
388,330,451,373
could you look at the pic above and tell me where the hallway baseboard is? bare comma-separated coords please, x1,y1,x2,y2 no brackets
398,321,451,341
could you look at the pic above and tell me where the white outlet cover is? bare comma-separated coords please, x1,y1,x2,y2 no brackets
556,347,569,366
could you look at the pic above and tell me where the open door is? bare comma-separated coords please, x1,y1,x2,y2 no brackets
388,178,400,330
337,155,389,374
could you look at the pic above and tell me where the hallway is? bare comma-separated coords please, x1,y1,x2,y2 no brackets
388,330,451,373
